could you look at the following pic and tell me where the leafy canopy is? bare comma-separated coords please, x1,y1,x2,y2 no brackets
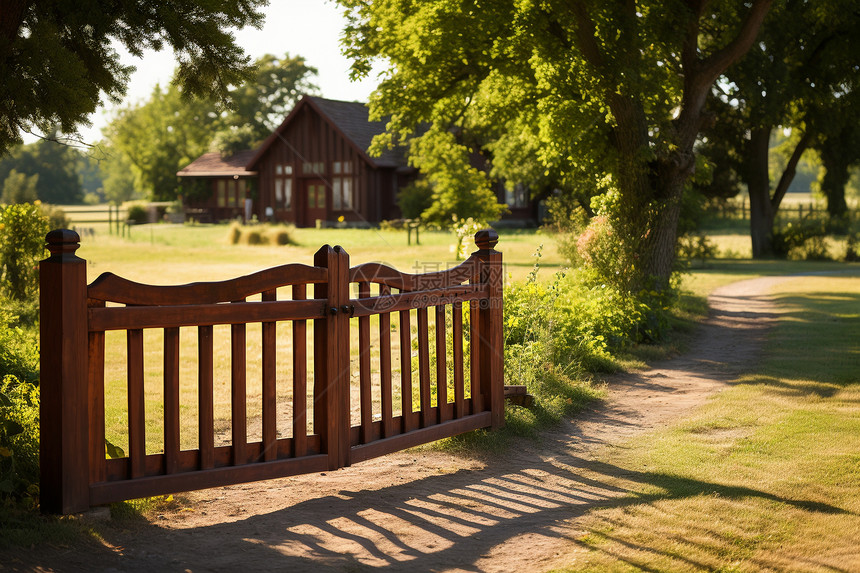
0,0,268,155
339,0,772,284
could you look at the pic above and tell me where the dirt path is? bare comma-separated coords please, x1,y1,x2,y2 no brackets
18,276,789,573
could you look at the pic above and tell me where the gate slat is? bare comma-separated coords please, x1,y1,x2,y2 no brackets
164,327,180,474
88,328,106,484
358,281,372,443
435,305,449,424
262,289,277,462
292,284,308,458
127,328,145,479
379,285,394,438
231,320,247,465
399,306,415,432
417,307,431,428
452,301,465,419
469,300,482,414
198,326,215,469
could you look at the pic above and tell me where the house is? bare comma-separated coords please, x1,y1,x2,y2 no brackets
177,96,540,227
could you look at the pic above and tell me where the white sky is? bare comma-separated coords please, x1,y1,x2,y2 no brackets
75,0,380,144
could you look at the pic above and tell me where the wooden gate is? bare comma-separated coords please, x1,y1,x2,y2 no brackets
39,229,503,514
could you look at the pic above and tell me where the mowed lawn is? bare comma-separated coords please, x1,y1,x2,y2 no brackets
555,273,860,572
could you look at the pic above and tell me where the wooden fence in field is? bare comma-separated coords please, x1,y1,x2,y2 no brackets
39,229,504,514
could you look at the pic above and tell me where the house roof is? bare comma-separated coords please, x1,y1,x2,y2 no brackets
247,96,408,170
176,149,258,177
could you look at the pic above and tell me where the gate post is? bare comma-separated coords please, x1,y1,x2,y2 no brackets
474,230,504,428
40,230,90,514
313,245,351,470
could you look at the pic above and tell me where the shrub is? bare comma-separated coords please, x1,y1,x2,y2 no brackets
0,202,50,302
40,204,69,230
772,215,831,260
226,223,295,246
125,203,148,225
677,233,718,268
396,179,433,220
0,311,39,384
0,375,40,503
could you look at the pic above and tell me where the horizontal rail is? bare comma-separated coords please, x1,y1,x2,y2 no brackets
90,454,329,506
89,299,327,331
88,264,328,305
349,412,491,464
349,258,478,291
350,284,488,316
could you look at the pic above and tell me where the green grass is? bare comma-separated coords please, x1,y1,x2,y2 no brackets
556,274,860,572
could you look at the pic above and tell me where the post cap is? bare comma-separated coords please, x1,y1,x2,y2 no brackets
46,229,80,255
474,229,499,251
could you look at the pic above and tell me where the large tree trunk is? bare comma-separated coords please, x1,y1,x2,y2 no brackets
746,126,776,257
746,126,812,257
819,140,850,226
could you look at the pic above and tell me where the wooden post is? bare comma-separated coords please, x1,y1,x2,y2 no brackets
314,245,350,470
473,229,504,429
40,230,90,514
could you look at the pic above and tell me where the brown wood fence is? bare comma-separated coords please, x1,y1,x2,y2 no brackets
39,229,504,514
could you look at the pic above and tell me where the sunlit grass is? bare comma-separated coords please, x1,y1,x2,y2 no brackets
557,274,860,572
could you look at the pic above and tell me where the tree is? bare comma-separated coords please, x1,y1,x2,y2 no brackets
104,83,221,201
0,0,266,156
339,0,772,289
0,136,82,203
216,53,318,145
1,170,38,204
712,0,860,256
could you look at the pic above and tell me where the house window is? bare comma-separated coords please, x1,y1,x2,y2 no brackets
505,183,528,209
302,162,325,175
216,180,227,207
274,164,293,210
332,161,354,210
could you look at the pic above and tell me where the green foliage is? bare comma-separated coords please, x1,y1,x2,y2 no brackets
226,222,296,246
677,234,718,268
0,310,39,385
452,217,486,260
339,0,773,284
221,53,319,142
1,170,39,204
103,51,317,201
772,216,832,261
125,203,149,225
396,178,434,220
0,376,40,503
210,125,259,158
0,138,83,204
0,1,267,155
407,130,507,227
0,203,50,302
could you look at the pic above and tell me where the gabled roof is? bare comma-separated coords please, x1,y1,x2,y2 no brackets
176,149,258,177
247,96,408,169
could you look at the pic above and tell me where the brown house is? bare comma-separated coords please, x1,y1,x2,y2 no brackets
178,95,540,227
178,96,413,226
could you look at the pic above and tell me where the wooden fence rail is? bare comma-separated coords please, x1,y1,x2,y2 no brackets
39,229,504,514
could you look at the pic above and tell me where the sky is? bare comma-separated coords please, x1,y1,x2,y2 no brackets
75,1,380,144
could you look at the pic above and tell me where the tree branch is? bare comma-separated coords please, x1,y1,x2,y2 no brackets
771,130,813,211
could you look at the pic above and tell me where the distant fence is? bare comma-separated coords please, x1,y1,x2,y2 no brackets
39,229,504,514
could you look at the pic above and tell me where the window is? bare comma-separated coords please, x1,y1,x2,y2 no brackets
332,161,354,211
274,164,294,210
216,180,227,207
302,161,325,175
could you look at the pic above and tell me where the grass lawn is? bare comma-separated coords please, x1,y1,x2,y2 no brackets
556,273,860,572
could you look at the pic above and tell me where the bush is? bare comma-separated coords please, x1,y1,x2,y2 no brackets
0,202,50,302
226,222,295,246
0,376,40,503
0,311,39,384
773,216,831,260
125,203,148,225
40,204,69,230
